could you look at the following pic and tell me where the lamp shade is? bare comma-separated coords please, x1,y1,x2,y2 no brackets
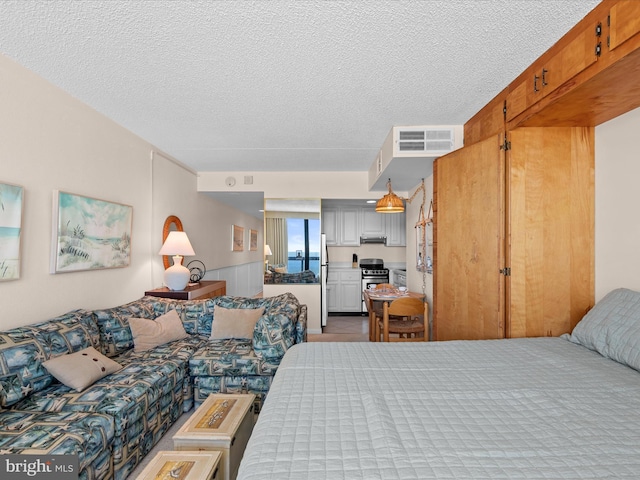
265,245,273,256
158,231,195,256
375,179,405,213
159,231,195,291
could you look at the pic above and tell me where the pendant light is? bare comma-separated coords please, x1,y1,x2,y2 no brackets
375,179,405,213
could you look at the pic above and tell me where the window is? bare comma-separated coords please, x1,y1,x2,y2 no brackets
286,218,320,275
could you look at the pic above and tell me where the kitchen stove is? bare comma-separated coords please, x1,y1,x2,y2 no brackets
360,258,390,313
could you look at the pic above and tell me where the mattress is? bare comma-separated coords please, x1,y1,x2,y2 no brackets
237,338,640,479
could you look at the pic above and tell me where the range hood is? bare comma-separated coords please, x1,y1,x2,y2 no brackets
368,125,463,191
360,235,387,245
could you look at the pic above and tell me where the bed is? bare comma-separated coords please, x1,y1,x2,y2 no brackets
237,288,640,479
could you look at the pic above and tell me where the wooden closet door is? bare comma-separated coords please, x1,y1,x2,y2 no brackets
507,127,594,338
433,135,506,340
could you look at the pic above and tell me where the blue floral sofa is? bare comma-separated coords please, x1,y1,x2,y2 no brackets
0,293,306,480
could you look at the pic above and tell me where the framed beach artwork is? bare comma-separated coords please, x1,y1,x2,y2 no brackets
249,229,258,251
232,225,244,251
0,182,24,281
51,191,133,273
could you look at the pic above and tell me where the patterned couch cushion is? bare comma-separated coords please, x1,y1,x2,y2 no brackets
0,410,115,479
146,297,215,336
31,309,100,355
93,299,155,357
0,326,51,407
118,335,209,412
0,310,106,407
190,338,280,377
10,355,184,438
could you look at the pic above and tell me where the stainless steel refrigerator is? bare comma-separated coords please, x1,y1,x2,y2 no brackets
320,233,328,327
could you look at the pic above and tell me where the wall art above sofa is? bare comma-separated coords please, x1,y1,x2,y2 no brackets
50,191,133,273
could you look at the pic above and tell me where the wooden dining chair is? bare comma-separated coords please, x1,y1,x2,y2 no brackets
377,297,429,342
367,284,396,341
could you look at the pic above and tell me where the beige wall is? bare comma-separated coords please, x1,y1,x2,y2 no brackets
0,54,261,328
595,106,640,300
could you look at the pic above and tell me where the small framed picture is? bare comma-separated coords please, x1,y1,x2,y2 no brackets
232,225,244,251
0,182,24,281
249,229,258,251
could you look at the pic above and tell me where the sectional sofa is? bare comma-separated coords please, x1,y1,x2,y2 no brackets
0,292,307,480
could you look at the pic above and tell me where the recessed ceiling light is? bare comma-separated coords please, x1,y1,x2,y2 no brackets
366,200,376,204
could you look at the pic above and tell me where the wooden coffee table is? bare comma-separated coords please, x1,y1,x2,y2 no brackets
173,394,256,480
134,450,221,480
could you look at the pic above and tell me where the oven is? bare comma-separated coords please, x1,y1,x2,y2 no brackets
360,258,390,313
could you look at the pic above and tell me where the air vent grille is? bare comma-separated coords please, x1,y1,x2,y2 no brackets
397,127,454,153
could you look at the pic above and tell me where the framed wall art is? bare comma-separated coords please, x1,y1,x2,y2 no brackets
249,229,258,251
232,225,244,252
0,182,24,281
51,191,133,273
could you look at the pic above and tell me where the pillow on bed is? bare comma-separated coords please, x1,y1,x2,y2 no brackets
43,346,122,392
129,309,188,352
568,288,640,371
211,306,265,339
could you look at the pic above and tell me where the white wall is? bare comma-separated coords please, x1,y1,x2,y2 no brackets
0,54,262,328
594,106,640,300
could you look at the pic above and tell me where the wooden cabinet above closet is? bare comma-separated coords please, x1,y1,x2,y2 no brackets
464,0,640,146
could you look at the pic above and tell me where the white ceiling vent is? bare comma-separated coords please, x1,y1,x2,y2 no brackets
397,127,456,154
368,125,463,191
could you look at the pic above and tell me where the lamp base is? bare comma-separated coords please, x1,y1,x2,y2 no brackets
164,256,190,291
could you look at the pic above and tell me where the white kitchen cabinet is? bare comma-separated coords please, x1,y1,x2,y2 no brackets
386,213,406,246
361,207,386,236
322,205,405,247
327,268,361,313
339,208,360,246
326,281,339,312
322,207,339,245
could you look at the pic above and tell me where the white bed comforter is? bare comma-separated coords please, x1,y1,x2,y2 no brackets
238,338,640,479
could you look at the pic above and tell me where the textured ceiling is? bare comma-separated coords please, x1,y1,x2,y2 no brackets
1,0,600,175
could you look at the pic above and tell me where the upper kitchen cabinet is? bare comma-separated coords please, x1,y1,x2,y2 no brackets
385,213,406,247
339,207,360,246
321,202,406,247
361,207,386,237
322,205,360,246
322,207,338,245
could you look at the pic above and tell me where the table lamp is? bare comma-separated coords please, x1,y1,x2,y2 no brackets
159,231,195,290
265,244,273,272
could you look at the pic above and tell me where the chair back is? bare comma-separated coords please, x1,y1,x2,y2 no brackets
379,297,429,342
386,297,425,317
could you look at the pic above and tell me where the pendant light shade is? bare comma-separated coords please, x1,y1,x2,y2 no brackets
375,179,405,213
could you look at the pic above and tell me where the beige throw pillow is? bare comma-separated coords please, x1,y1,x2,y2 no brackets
210,306,265,339
43,346,123,392
129,309,188,352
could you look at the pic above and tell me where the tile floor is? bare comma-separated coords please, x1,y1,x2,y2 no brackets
308,315,369,342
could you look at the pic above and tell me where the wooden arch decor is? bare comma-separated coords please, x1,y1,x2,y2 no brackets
162,215,184,269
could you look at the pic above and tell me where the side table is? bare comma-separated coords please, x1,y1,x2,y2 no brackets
134,450,221,480
145,280,226,300
173,393,256,480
